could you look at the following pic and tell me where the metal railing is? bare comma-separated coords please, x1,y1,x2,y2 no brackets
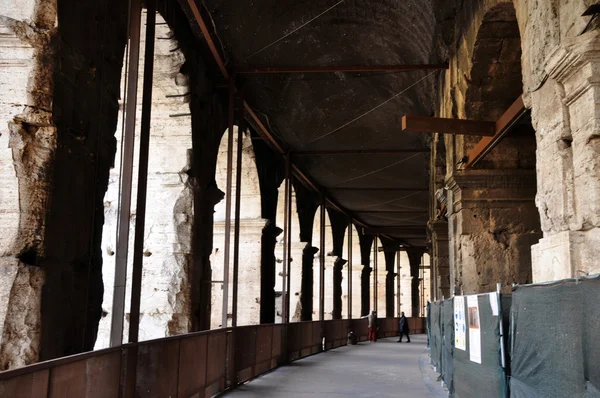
0,317,425,397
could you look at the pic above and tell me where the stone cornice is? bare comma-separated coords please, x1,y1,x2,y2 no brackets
546,31,600,81
445,169,537,191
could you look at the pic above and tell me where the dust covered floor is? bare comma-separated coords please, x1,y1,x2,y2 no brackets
223,334,447,397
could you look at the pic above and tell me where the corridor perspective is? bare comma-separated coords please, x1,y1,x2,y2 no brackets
224,335,445,398
0,0,599,397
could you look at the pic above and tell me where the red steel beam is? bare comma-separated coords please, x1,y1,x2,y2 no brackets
466,96,527,168
179,0,384,231
402,115,496,137
236,63,449,74
183,0,229,78
293,149,429,156
329,187,427,192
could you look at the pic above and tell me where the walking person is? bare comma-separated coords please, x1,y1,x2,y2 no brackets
362,311,378,342
397,312,410,343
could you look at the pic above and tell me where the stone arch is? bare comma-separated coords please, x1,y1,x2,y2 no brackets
96,12,194,348
274,182,303,323
211,126,265,328
448,1,541,294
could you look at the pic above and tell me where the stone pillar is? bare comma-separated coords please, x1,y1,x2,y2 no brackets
530,30,600,281
293,179,319,321
327,208,347,320
0,0,57,369
252,133,284,324
446,170,541,294
428,220,450,300
357,230,373,316
406,248,424,317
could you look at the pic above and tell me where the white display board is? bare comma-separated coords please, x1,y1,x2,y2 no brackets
454,296,466,351
467,295,482,364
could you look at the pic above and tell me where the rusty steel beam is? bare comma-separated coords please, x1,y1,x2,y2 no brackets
347,218,353,319
182,0,228,78
221,77,236,329
373,236,378,314
353,210,428,214
363,227,426,235
232,93,244,328
111,0,142,348
466,96,527,168
236,63,449,74
179,0,375,239
330,187,427,192
319,196,326,322
402,115,496,137
293,149,429,156
129,0,156,344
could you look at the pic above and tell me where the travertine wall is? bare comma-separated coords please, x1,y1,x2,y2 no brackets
96,13,193,348
432,0,599,294
0,0,56,368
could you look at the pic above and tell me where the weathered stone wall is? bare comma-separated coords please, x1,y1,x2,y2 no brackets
39,0,128,360
95,13,193,348
211,127,265,328
0,0,57,369
433,0,599,292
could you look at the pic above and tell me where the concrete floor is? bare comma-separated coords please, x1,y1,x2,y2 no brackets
223,334,447,397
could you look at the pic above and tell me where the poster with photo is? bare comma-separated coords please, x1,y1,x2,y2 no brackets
454,296,466,350
467,295,481,364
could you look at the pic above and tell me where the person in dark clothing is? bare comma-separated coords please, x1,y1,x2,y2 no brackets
398,312,410,343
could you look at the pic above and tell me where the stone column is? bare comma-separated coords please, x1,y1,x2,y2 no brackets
357,230,373,316
327,208,347,320
428,220,450,300
530,30,600,281
406,248,424,317
252,133,284,324
293,179,319,321
446,170,541,294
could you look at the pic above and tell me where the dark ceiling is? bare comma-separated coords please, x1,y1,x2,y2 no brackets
201,0,442,246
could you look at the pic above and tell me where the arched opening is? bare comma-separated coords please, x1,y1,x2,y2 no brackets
451,2,541,294
274,184,303,323
97,13,193,347
211,126,265,328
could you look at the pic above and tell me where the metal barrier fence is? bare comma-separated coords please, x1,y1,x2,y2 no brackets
0,317,425,398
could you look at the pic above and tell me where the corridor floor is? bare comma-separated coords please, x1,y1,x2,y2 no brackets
223,334,447,397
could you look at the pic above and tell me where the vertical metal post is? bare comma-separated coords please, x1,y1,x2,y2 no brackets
232,93,244,328
421,254,425,317
110,0,142,348
285,156,292,323
222,76,235,328
373,236,378,314
281,154,291,323
319,197,326,321
128,0,156,344
397,250,401,316
497,282,506,369
347,219,352,319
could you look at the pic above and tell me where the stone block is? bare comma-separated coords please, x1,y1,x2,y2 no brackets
531,228,600,282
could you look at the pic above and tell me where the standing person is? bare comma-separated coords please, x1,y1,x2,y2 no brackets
398,312,410,343
362,311,378,342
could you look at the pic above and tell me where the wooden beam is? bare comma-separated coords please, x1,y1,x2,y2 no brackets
293,149,429,156
466,96,528,168
402,115,495,137
236,64,449,74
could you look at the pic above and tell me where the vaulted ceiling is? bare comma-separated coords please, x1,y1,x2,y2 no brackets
197,0,445,246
